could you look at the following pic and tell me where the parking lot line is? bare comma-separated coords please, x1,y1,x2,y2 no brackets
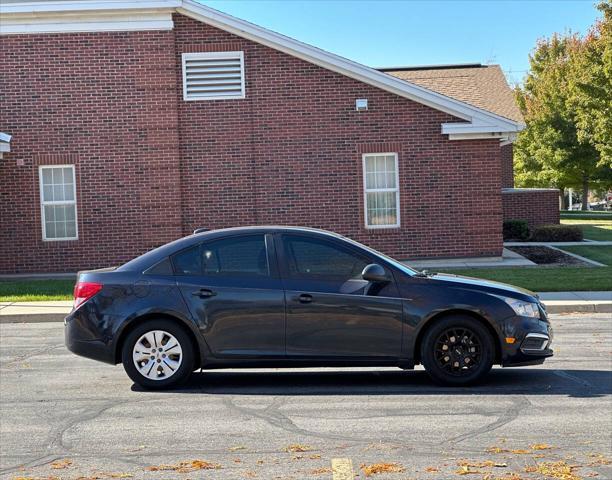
331,458,354,480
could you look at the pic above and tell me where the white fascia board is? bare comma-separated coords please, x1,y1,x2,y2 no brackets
1,14,174,34
178,0,523,133
0,1,181,14
442,122,524,135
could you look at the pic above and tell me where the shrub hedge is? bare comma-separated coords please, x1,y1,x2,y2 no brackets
531,224,584,242
503,220,530,241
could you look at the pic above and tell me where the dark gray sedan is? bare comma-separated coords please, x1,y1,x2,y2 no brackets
65,226,553,389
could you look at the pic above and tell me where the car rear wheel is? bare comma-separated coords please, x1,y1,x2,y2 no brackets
421,315,495,386
121,320,194,390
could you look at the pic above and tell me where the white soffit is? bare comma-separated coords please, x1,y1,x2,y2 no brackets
0,0,524,137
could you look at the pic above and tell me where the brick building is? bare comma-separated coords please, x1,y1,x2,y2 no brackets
0,0,557,274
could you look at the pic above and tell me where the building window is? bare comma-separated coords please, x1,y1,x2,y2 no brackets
182,51,245,101
362,153,400,228
39,165,78,241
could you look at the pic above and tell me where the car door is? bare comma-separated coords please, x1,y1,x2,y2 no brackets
277,233,403,359
174,233,286,358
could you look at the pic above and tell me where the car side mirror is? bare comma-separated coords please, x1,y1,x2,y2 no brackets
361,263,389,283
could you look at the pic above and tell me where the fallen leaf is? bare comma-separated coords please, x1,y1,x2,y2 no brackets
524,461,582,480
458,460,507,468
310,467,332,475
455,465,483,475
309,454,321,460
284,444,312,453
510,449,531,455
145,460,221,473
360,462,405,477
50,459,73,469
530,443,554,451
229,445,247,452
425,466,440,472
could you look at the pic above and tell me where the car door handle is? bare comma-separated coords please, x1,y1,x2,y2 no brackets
192,288,217,299
297,294,313,304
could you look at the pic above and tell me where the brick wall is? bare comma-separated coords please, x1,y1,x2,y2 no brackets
0,14,504,273
501,144,514,188
0,30,183,273
502,188,560,229
173,15,503,262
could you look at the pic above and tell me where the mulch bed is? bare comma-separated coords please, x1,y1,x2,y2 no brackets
508,246,590,267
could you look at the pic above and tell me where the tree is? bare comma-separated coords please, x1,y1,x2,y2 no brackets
514,1,612,210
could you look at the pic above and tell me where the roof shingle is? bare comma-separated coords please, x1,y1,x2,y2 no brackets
381,64,524,124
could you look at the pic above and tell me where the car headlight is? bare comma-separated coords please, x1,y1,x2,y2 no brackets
500,297,540,318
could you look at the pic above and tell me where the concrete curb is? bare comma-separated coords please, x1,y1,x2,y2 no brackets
1,301,611,323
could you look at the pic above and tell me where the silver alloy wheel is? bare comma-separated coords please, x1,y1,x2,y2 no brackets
132,330,183,381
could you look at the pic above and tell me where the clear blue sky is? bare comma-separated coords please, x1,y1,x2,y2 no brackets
202,0,600,85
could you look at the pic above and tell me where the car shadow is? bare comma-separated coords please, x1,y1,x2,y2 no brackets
132,368,612,398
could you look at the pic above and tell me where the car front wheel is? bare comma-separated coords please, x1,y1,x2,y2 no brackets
121,320,194,390
421,315,495,386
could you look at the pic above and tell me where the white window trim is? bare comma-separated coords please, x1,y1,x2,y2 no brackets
39,165,79,241
181,51,245,101
362,153,400,229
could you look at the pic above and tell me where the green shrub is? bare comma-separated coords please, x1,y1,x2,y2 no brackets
503,220,530,241
531,224,583,242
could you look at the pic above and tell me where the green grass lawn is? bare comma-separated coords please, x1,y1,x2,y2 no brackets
440,266,612,292
0,279,74,302
558,245,612,266
561,218,612,241
561,210,612,220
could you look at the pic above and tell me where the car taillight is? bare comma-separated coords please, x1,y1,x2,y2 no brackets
73,281,103,310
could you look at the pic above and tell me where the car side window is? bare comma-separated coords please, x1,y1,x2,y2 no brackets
202,235,269,277
282,235,369,281
172,235,269,277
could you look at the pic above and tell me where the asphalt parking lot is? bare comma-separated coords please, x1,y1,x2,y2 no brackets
1,314,611,480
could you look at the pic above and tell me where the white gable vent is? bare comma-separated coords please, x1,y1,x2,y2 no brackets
182,51,245,101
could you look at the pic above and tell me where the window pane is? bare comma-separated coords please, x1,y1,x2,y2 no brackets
44,205,55,221
202,235,268,276
52,168,62,184
365,172,376,189
55,205,65,222
53,185,64,201
42,169,53,186
375,156,385,173
365,157,376,173
43,185,53,202
55,221,67,239
65,221,77,238
63,167,73,184
45,221,56,239
65,205,76,221
63,183,74,201
284,236,368,279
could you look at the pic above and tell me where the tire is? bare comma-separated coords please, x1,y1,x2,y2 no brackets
421,315,495,386
121,319,195,390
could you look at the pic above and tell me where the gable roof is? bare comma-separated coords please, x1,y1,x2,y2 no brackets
380,64,523,124
0,0,524,140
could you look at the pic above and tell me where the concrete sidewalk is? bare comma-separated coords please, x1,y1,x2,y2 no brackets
1,292,610,323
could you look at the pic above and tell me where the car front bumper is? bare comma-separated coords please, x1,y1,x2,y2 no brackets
501,309,553,367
